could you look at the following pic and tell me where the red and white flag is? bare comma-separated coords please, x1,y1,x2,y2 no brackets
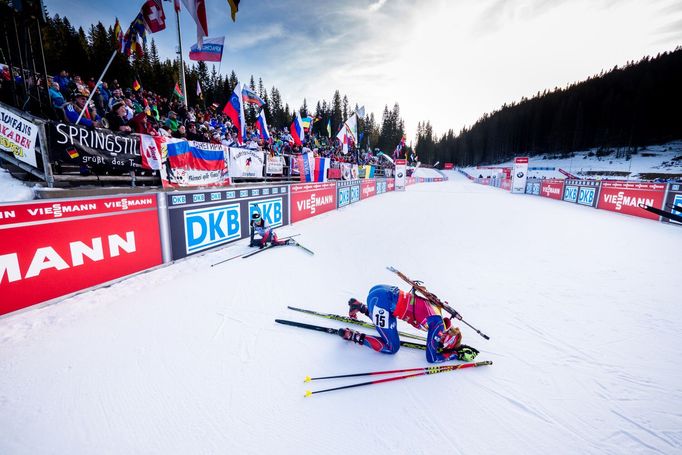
181,0,208,45
142,0,166,33
140,134,164,170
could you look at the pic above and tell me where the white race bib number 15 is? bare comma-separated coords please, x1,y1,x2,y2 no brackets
373,307,389,329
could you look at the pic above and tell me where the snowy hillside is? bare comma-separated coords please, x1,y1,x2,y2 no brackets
1,171,680,454
464,140,682,181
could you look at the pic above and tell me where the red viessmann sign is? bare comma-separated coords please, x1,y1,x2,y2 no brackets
597,181,666,220
290,182,337,223
0,195,162,316
361,180,377,199
540,179,564,200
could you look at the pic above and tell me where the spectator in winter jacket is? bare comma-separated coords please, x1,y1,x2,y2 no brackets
49,82,66,109
105,101,132,133
64,90,101,127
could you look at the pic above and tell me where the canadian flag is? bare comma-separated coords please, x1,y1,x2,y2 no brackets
142,0,166,33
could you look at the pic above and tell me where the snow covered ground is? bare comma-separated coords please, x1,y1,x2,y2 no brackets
0,166,34,202
463,140,682,180
1,171,681,455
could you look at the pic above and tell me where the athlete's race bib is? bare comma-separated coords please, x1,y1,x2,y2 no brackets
373,307,390,329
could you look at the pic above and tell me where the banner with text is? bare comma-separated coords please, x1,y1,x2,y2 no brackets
0,195,162,316
0,103,39,168
290,182,337,223
562,179,600,208
166,185,289,260
597,181,666,220
511,157,528,194
540,179,564,200
228,147,264,178
48,122,141,170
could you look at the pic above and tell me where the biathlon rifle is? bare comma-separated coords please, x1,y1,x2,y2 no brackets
386,266,490,340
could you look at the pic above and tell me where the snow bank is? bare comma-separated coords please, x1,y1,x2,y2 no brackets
0,167,34,202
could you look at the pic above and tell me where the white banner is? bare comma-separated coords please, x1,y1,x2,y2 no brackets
341,163,352,180
395,159,407,191
511,157,529,194
228,147,264,178
265,155,284,175
0,104,39,168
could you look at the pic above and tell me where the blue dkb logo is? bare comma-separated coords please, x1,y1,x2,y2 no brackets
249,198,283,228
578,187,595,206
184,203,241,254
350,185,360,203
338,188,350,207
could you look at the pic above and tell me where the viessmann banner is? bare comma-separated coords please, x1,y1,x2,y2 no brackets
0,195,163,316
165,185,290,260
540,179,564,200
597,181,666,220
290,182,337,223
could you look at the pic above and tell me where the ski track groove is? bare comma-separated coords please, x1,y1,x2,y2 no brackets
610,409,676,449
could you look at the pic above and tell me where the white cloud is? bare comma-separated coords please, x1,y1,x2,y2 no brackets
227,24,285,50
368,0,388,12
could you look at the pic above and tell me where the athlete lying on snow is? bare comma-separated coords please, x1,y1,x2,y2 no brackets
341,285,479,363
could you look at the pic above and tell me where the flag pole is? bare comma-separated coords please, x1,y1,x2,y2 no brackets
175,8,188,108
75,50,116,125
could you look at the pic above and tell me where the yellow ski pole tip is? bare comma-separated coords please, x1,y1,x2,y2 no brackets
304,376,311,383
304,391,312,398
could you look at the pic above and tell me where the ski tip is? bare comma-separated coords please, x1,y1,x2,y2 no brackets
304,390,313,398
304,376,312,383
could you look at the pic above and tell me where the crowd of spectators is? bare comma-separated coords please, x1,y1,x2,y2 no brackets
24,68,391,170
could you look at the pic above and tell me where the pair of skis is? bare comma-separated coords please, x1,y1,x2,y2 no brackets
242,238,314,258
211,235,311,267
274,318,491,397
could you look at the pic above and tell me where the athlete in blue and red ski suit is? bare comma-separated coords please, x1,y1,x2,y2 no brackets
341,285,479,363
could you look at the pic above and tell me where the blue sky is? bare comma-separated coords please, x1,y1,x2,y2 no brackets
44,0,682,140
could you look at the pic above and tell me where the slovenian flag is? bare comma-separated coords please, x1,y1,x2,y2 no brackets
256,109,270,142
223,82,246,144
290,111,305,146
314,157,330,182
166,139,225,171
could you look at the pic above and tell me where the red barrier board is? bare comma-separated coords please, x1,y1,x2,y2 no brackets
290,182,337,223
0,196,162,316
444,163,454,169
361,180,377,199
387,180,395,192
597,181,666,220
540,179,564,200
501,179,512,191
